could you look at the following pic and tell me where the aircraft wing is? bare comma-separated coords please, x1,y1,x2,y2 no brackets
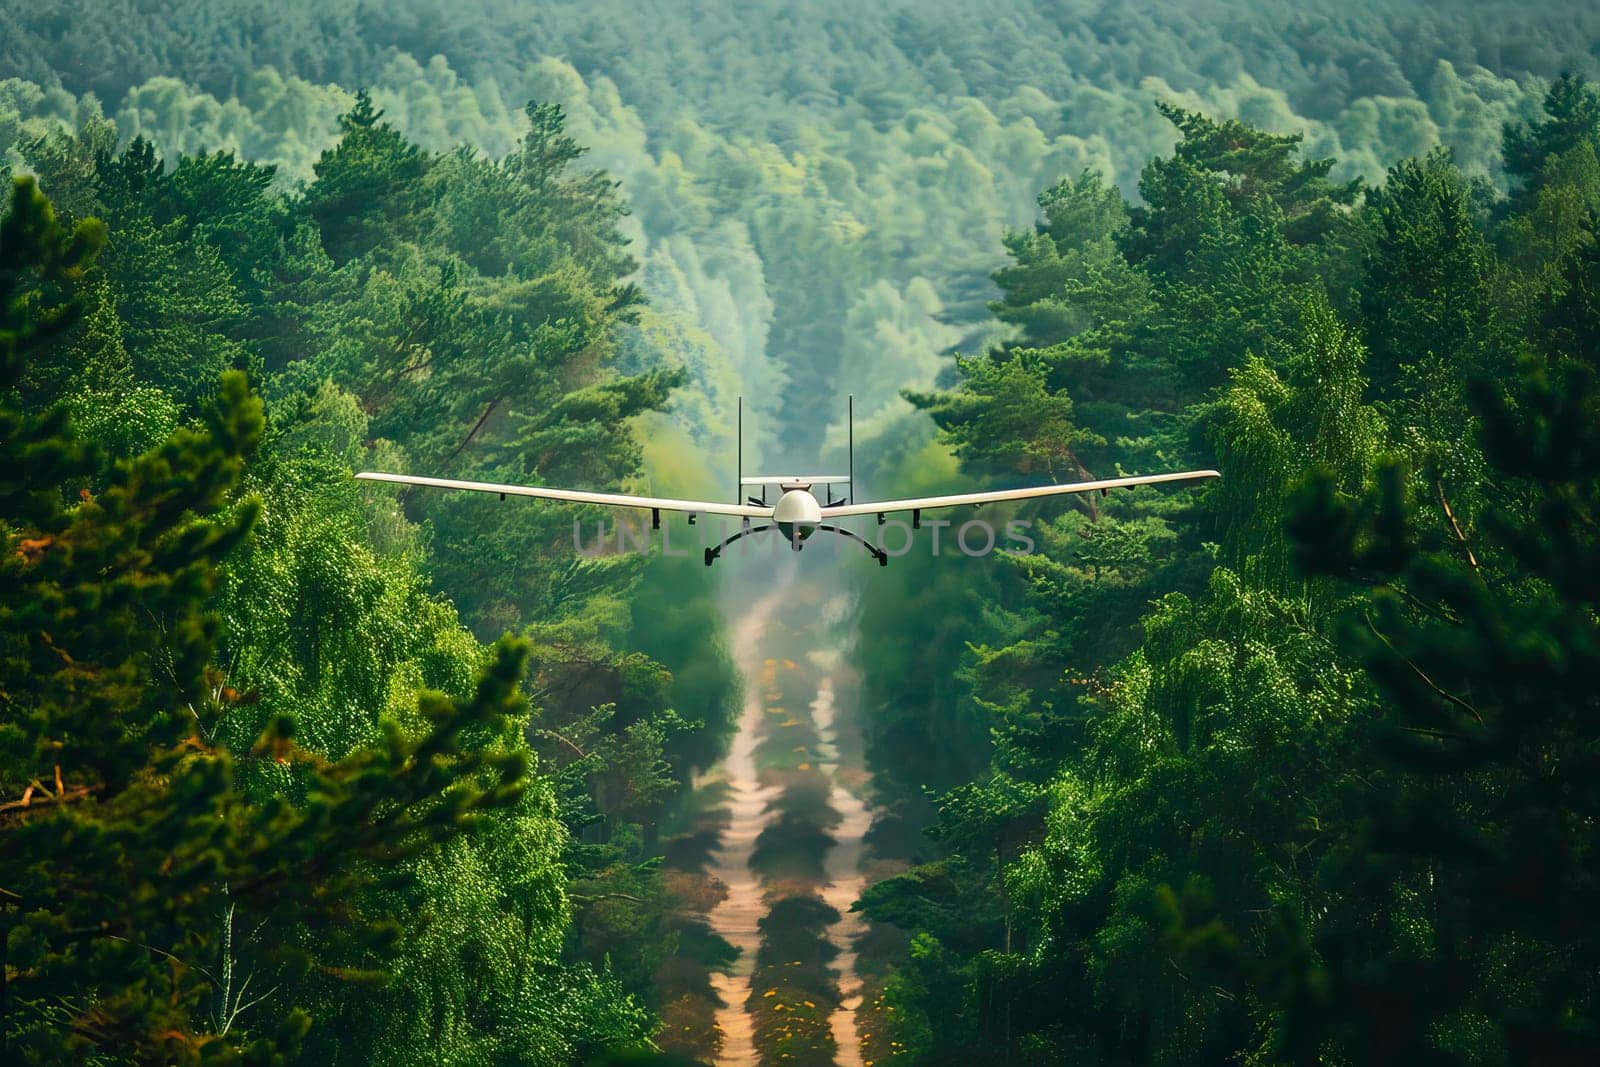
355,472,772,518
818,469,1220,518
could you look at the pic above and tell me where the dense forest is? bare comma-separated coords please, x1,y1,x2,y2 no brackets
7,0,1598,448
3,2,1600,1065
1,85,734,1063
852,75,1600,1066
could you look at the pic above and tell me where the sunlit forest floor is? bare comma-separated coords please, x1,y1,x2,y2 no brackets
658,580,890,1066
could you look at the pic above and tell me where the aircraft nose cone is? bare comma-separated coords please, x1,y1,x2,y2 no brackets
773,491,820,551
772,489,822,525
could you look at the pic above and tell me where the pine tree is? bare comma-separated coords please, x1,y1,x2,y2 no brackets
1359,147,1496,505
1504,73,1600,199
1498,74,1600,279
1122,102,1361,274
302,90,429,266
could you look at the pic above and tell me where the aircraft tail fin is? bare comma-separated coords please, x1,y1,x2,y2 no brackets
733,394,856,501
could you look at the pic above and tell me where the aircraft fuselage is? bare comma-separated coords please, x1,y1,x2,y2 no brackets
772,487,823,546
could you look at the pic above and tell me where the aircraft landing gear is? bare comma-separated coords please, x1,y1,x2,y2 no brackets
816,524,889,566
704,523,776,566
699,523,889,567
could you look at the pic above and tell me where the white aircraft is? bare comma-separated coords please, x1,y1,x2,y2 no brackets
356,397,1219,566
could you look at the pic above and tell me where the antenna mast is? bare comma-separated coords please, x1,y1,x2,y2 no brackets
736,395,742,504
848,394,854,505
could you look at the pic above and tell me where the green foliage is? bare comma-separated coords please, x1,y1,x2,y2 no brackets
2,66,684,1056
1504,73,1600,195
0,176,552,1061
860,76,1600,1067
303,91,428,266
1124,102,1361,269
0,1,1578,454
9,9,1600,1063
1361,149,1493,395
910,354,1096,483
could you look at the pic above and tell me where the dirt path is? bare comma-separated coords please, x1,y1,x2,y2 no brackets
809,674,870,1067
700,593,785,1065
697,592,873,1066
